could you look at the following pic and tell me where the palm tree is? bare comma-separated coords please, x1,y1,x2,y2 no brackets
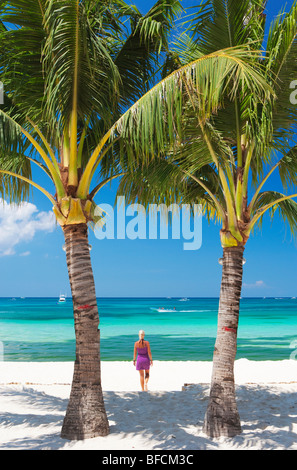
0,0,183,440
185,0,297,438
109,0,297,438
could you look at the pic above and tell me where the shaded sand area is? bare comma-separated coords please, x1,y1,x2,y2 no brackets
0,360,297,450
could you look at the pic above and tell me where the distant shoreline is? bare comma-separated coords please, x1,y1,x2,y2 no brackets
1,296,296,299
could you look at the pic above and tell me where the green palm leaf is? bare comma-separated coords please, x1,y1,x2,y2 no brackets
0,0,183,204
250,190,297,236
113,46,271,163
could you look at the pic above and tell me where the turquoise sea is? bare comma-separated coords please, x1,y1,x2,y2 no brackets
0,297,297,362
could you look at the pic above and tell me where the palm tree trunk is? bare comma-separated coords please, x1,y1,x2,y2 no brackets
203,246,244,438
60,223,109,440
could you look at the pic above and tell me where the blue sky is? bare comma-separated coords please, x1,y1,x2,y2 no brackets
0,0,297,298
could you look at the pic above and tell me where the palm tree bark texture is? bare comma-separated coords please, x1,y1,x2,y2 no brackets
60,223,109,440
203,246,244,438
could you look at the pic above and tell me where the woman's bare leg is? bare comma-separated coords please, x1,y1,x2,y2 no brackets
144,370,150,391
139,370,145,391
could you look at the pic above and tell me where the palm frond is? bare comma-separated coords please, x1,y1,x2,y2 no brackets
278,144,297,190
117,159,221,223
251,190,297,237
113,46,271,166
113,0,183,111
186,0,266,53
264,1,297,141
0,96,34,200
0,0,47,123
42,0,121,133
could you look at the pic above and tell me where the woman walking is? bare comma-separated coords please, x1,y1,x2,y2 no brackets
133,330,153,391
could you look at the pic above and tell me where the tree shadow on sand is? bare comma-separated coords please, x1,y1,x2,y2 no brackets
0,384,296,449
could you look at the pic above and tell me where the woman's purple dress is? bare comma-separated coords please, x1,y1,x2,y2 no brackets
136,346,150,371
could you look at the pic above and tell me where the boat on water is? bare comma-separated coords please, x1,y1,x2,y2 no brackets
179,298,189,302
58,294,66,303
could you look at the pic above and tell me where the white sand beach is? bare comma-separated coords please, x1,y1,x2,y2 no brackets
0,359,297,450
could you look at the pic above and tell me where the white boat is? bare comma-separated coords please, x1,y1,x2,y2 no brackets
179,298,189,302
58,294,66,303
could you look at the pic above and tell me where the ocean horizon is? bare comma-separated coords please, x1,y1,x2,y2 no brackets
0,296,296,362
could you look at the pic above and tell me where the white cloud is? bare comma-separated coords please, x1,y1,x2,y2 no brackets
243,280,266,289
19,251,31,257
0,199,56,256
